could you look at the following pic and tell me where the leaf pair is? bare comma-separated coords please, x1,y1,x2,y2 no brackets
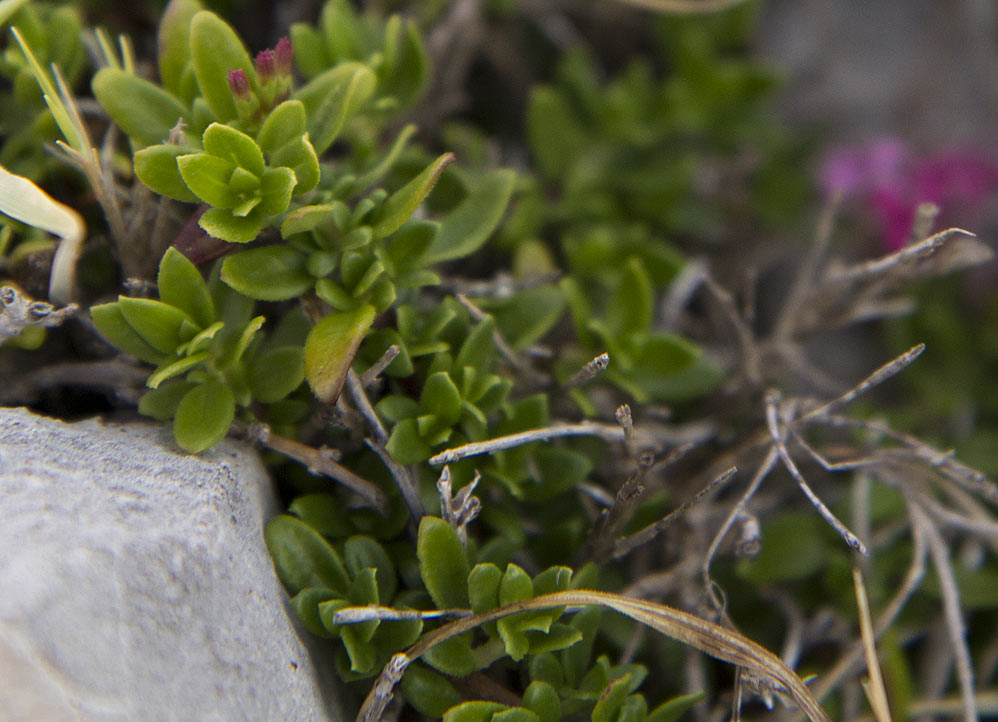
91,248,304,452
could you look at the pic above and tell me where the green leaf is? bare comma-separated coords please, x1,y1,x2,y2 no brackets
221,245,312,300
177,153,239,208
289,22,327,78
494,709,540,722
420,372,462,428
527,86,588,177
199,207,265,244
488,286,566,351
468,563,503,614
290,587,339,639
91,302,168,364
294,62,376,153
138,380,197,420
189,10,255,122
454,316,497,375
158,247,215,328
646,692,706,722
118,297,195,354
265,514,351,595
172,380,234,452
401,664,461,719
256,100,307,153
92,67,188,147
629,335,721,403
257,166,297,215
379,17,427,108
248,345,304,402
385,417,432,464
525,624,583,655
148,351,210,389
304,305,376,403
592,677,631,722
133,144,200,202
158,0,202,97
371,153,455,239
289,493,351,538
607,257,653,339
280,203,336,237
426,169,516,263
318,0,362,61
422,633,477,677
522,448,592,501
443,701,506,722
523,681,561,722
202,122,265,176
499,563,533,606
343,535,397,603
270,136,320,194
417,516,470,608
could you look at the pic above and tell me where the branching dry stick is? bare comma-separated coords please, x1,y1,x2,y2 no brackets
910,501,978,722
813,414,996,501
765,390,867,555
236,421,388,514
773,193,840,342
429,422,626,465
703,447,779,603
800,344,925,421
612,465,736,561
566,352,610,388
361,344,400,388
702,275,760,385
346,369,388,444
365,438,425,522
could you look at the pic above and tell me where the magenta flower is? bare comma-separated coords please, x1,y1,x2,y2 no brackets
820,139,998,251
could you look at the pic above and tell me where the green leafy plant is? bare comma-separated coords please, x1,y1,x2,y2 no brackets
3,2,996,722
91,247,303,452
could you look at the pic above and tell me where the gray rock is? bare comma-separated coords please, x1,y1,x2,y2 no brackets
0,408,345,722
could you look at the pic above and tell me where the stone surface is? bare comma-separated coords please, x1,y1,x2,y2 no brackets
0,408,344,722
757,0,998,149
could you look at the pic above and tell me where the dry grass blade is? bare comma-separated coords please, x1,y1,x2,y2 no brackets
852,568,892,722
357,590,832,722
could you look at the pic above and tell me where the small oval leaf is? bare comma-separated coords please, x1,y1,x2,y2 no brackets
417,516,469,609
134,144,200,202
172,380,234,452
92,67,187,147
118,297,194,354
304,305,376,404
189,10,255,122
221,245,313,300
371,153,455,240
265,514,351,595
158,247,215,328
426,169,516,263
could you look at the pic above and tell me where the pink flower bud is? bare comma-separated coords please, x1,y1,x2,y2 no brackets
274,37,293,77
255,49,275,84
227,69,251,101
